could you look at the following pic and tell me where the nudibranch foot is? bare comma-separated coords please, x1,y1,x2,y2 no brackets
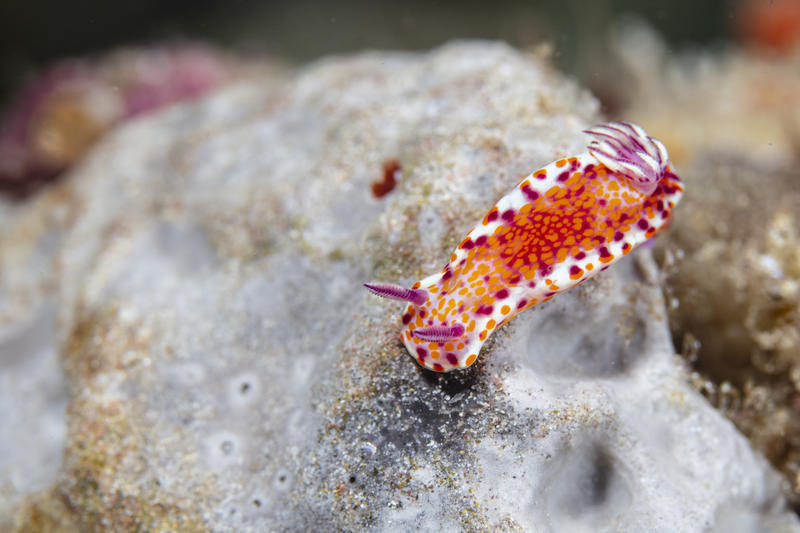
366,121,683,372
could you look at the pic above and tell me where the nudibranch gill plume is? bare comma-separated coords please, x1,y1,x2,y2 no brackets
366,121,683,372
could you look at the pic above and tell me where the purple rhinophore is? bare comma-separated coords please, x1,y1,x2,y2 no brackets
411,323,466,342
363,283,427,306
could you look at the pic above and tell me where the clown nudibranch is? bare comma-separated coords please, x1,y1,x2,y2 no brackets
365,121,683,372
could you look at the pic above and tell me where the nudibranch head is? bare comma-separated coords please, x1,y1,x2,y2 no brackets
366,121,683,372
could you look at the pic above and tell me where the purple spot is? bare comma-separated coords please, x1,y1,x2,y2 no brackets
656,200,664,210
598,199,607,206
442,270,453,281
461,239,474,249
402,313,412,325
522,185,540,201
476,305,494,315
661,210,669,219
416,347,428,360
496,289,509,299
501,209,515,222
569,265,581,276
584,164,595,173
420,310,427,318
487,211,499,222
475,235,488,246
459,259,466,266
557,171,570,182
535,172,547,180
509,275,521,284
637,218,649,230
517,299,528,309
613,231,624,242
545,291,556,297
446,353,458,366
575,251,586,260
528,281,536,288
599,246,612,258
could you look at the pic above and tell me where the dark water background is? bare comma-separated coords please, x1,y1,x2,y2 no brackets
0,0,732,104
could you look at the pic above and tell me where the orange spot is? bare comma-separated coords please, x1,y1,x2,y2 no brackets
479,330,488,340
555,159,567,167
501,305,510,314
586,263,594,270
569,268,584,280
545,186,560,197
450,254,457,262
430,351,441,359
599,254,614,264
467,320,476,332
534,171,547,179
444,342,454,351
465,354,477,366
457,342,465,350
487,319,497,330
565,172,582,186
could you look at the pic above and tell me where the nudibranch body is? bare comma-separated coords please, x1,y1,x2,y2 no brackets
366,122,683,372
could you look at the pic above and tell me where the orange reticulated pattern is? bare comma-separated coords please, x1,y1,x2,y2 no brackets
443,164,679,299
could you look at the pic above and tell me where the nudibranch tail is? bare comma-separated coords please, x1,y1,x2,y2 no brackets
366,120,683,373
412,324,466,342
584,121,668,196
363,282,427,306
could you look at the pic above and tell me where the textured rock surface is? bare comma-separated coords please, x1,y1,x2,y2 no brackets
613,23,800,510
2,42,798,532
658,155,800,509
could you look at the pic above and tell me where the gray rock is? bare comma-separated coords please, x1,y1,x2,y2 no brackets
1,41,797,532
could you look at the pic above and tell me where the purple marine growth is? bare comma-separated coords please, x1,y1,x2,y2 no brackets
366,121,684,372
